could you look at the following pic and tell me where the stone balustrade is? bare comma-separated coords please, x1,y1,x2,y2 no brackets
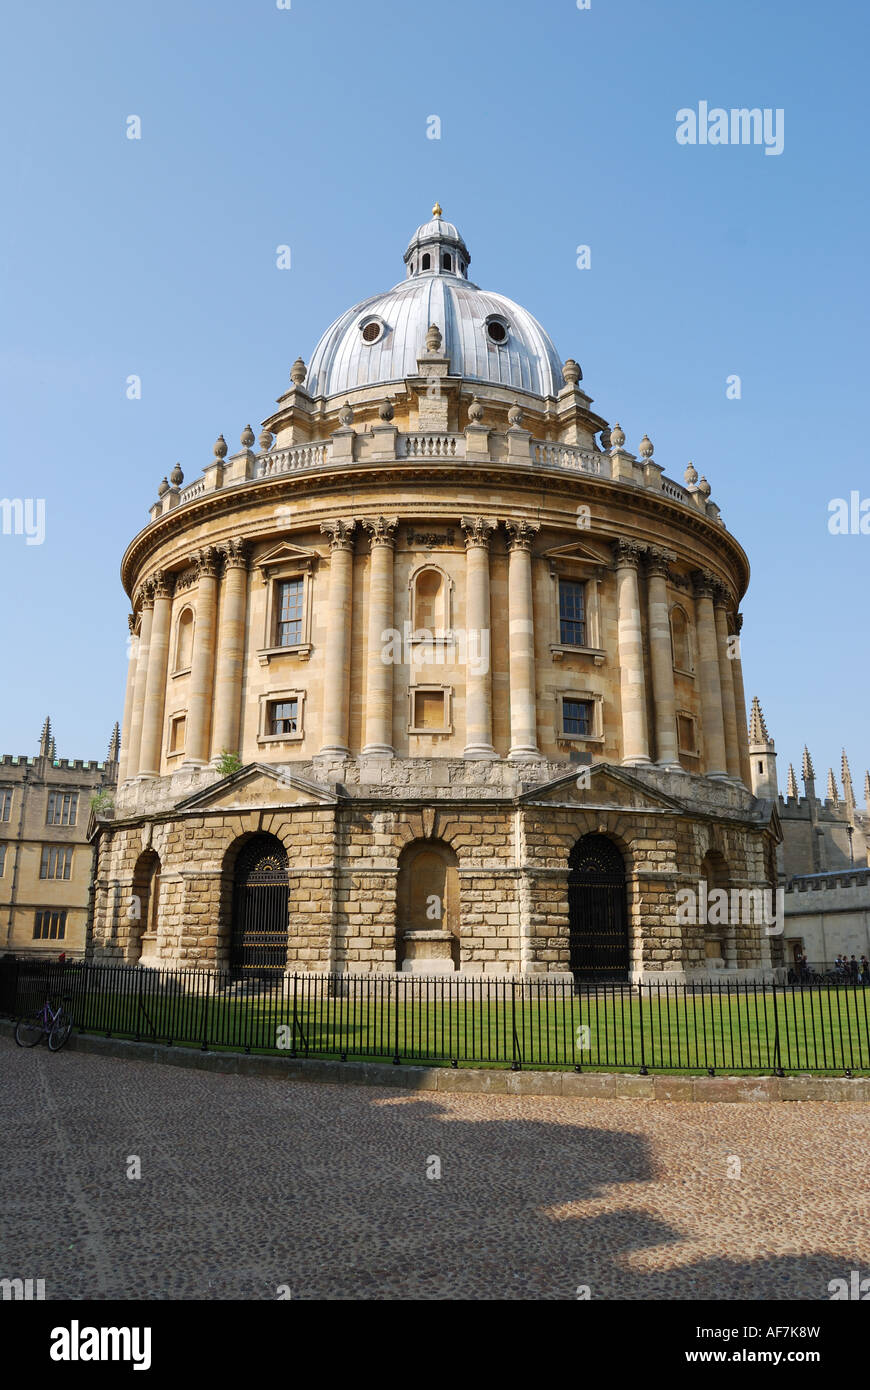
157,432,719,528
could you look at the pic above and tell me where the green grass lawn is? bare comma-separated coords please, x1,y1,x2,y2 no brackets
19,974,870,1074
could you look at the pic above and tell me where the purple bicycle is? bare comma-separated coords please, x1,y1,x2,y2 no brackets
15,994,73,1051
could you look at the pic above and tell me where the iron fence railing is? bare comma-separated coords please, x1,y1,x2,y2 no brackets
6,961,870,1074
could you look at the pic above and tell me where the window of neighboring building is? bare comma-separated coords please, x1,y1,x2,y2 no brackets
0,845,6,877
563,698,594,737
33,909,67,941
168,714,186,756
40,845,73,880
411,688,447,731
174,607,194,672
275,578,304,647
559,579,587,646
269,699,299,736
670,605,692,673
0,789,12,821
46,792,77,826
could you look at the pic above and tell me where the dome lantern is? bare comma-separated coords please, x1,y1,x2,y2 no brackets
403,203,471,281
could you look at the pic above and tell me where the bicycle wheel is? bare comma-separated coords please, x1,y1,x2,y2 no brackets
48,1010,73,1052
15,1015,46,1047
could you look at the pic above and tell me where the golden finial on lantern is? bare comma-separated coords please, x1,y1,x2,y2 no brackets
432,201,443,218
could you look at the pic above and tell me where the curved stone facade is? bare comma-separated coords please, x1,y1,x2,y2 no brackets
90,210,778,982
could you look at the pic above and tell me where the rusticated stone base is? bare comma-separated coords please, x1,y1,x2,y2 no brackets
89,758,779,979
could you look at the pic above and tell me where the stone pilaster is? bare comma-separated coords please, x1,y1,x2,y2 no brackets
614,540,651,765
361,516,398,757
184,547,220,765
137,570,174,777
692,570,728,779
319,519,357,756
645,548,679,768
117,613,138,784
211,538,249,762
713,589,741,781
505,520,540,760
461,515,497,759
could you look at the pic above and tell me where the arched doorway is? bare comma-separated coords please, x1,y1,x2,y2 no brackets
699,849,730,967
568,834,629,981
229,834,289,979
396,839,459,972
130,850,161,965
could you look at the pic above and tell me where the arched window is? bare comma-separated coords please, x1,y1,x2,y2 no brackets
412,567,447,635
670,605,692,672
421,253,431,271
175,607,194,671
442,253,452,272
130,849,161,965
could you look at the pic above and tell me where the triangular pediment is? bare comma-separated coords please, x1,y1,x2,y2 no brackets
519,763,685,812
542,539,610,567
176,764,339,812
256,541,321,573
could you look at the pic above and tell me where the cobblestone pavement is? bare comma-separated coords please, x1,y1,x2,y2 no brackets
2,1036,868,1300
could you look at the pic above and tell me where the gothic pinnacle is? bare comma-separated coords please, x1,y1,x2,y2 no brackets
748,696,770,745
826,768,839,804
786,764,798,799
802,745,815,781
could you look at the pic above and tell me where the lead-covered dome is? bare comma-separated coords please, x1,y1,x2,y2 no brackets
305,206,565,400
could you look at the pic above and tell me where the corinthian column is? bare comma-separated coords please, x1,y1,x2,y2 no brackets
713,590,741,780
461,515,497,759
692,570,728,779
362,516,398,756
137,570,174,777
319,519,357,755
505,520,540,760
117,614,139,784
185,547,220,765
125,584,154,779
614,540,651,765
730,612,752,788
645,548,679,768
211,538,249,762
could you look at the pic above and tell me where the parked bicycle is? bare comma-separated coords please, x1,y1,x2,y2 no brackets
14,994,73,1051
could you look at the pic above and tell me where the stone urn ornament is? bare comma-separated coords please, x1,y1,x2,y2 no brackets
425,323,442,353
338,401,354,428
610,421,625,448
638,433,654,459
240,423,255,449
379,398,394,422
508,403,524,429
170,462,184,487
214,434,228,460
684,461,698,486
259,428,274,453
290,357,307,386
468,396,484,424
563,358,582,386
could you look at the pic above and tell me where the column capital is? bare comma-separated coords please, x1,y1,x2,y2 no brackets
460,515,497,548
613,538,645,569
645,545,675,579
151,569,175,601
127,612,137,635
505,519,540,552
221,536,250,571
135,578,155,611
320,518,357,553
734,611,744,633
362,515,399,548
691,567,718,599
193,545,220,580
712,579,736,609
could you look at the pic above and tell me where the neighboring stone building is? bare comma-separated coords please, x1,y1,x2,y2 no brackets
748,703,870,966
89,207,781,982
0,719,119,959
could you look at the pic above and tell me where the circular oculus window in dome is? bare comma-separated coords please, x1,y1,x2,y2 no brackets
359,317,386,345
485,315,510,345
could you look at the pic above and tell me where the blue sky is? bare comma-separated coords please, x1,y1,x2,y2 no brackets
1,0,867,793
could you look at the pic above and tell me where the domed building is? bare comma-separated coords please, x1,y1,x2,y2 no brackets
89,206,780,982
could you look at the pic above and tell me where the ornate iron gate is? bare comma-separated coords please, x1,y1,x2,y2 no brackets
568,834,629,981
230,836,289,979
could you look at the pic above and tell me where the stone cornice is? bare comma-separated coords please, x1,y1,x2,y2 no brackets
121,463,750,603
